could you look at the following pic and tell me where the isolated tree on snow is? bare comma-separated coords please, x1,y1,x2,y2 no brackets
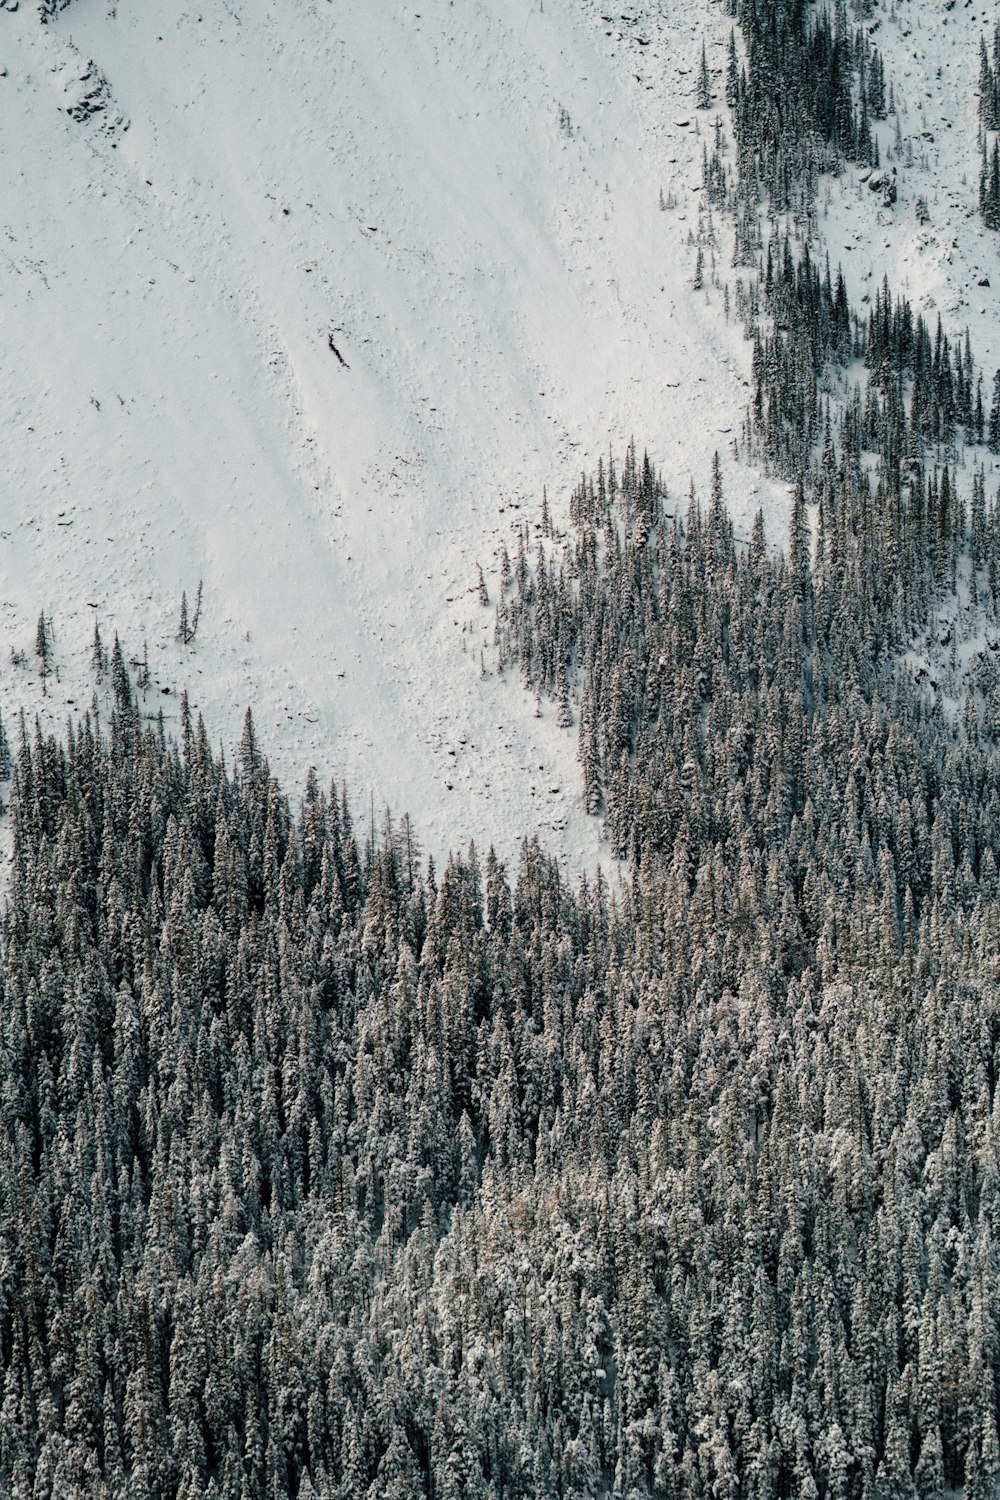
696,40,711,108
92,620,107,677
34,613,52,694
177,580,204,646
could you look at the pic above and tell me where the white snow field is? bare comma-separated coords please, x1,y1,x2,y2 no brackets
0,0,995,865
0,0,766,867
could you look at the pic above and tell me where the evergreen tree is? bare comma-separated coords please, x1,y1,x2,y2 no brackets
34,612,52,694
696,40,711,109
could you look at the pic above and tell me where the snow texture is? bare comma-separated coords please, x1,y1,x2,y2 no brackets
0,0,994,867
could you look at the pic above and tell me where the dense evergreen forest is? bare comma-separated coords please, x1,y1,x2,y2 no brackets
5,0,1000,1497
6,447,1000,1497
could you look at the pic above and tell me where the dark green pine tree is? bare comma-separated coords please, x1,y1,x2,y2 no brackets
696,40,711,109
788,473,810,596
990,369,1000,452
34,611,52,692
981,139,1000,230
725,30,739,108
980,31,1000,132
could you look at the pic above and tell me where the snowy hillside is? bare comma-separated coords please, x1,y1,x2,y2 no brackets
0,0,769,867
1,0,998,867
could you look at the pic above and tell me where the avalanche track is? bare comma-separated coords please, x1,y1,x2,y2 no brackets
3,0,993,865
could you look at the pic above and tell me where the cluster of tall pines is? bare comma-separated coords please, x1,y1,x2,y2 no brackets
704,2,998,485
979,23,1000,230
742,251,990,478
720,0,887,260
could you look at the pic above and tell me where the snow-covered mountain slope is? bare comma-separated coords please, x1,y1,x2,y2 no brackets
0,0,773,867
2,0,997,867
821,1,999,375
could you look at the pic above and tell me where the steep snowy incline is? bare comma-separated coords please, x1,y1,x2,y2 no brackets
0,0,765,866
820,0,1000,380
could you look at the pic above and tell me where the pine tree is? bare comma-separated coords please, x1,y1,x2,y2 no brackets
989,370,1000,452
696,40,711,109
34,612,52,695
111,633,130,708
91,620,107,677
725,30,739,108
982,139,1000,230
789,472,810,595
177,589,190,646
176,581,203,646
